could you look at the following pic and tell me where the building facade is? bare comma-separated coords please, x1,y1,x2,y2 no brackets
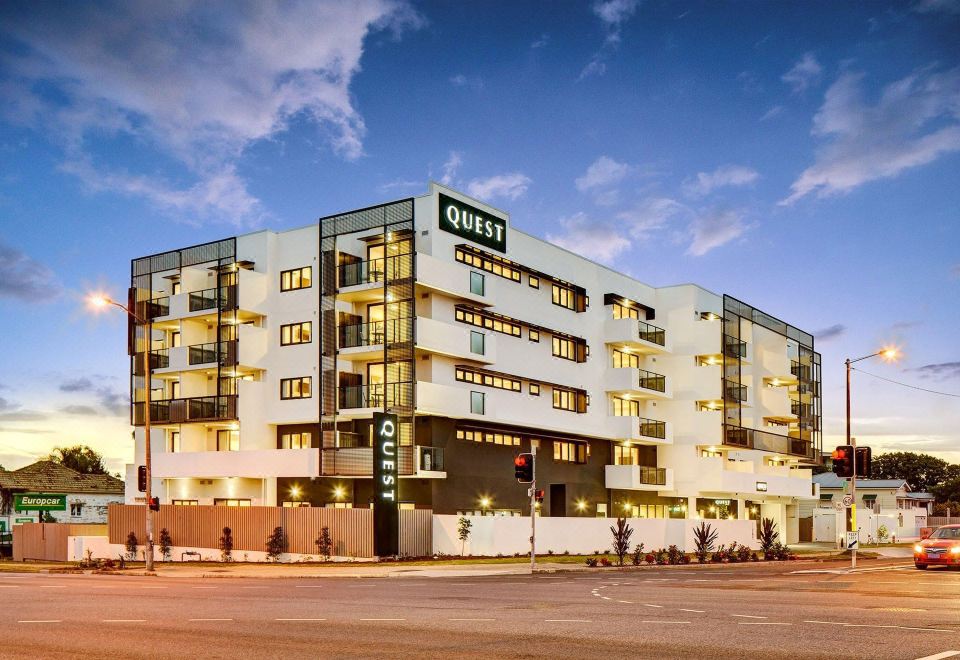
124,183,822,541
0,461,125,527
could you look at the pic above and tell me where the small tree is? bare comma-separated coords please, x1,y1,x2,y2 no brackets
266,526,286,562
693,521,719,563
125,531,139,561
610,517,634,566
315,526,333,561
457,516,473,556
760,517,779,557
159,528,172,562
631,543,645,566
219,526,234,562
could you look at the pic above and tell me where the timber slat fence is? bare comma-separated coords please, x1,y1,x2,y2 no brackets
14,523,107,561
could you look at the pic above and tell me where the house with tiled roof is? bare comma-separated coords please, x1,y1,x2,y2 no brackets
0,461,124,529
802,472,935,516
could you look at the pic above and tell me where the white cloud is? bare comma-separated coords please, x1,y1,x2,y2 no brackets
781,66,960,204
450,74,483,90
617,197,690,240
439,151,462,186
760,105,784,121
683,165,759,197
913,0,960,13
782,52,823,94
686,209,748,256
0,241,62,303
466,173,531,201
531,34,550,49
547,213,631,263
0,1,422,226
579,0,640,79
575,156,631,192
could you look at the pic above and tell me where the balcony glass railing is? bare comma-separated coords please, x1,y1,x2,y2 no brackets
133,394,237,425
187,341,236,366
724,335,746,358
638,417,666,440
723,424,815,459
418,445,444,472
338,382,413,409
790,360,811,380
147,297,169,319
637,369,666,393
724,379,747,402
338,253,413,288
338,319,412,348
636,465,667,486
637,320,665,346
150,349,169,369
187,286,236,313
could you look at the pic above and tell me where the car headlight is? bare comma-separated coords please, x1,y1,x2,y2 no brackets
950,546,960,555
914,544,923,553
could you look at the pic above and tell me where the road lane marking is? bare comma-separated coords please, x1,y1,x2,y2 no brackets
732,614,767,619
641,620,690,624
738,622,792,626
914,652,960,660
804,620,847,625
191,586,218,589
600,596,611,600
241,586,267,589
449,618,496,621
545,619,591,622
189,618,233,622
294,585,324,589
617,600,634,604
141,586,167,589
102,619,146,623
679,609,705,613
0,585,19,588
18,620,61,623
276,618,326,622
39,585,67,588
642,604,663,608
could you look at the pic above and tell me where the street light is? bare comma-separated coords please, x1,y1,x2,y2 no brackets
845,345,899,569
90,294,156,572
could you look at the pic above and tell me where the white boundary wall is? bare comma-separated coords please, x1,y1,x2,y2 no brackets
434,515,757,556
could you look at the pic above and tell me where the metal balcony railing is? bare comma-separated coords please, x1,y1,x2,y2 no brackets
723,424,815,460
133,394,237,425
338,253,413,288
338,382,413,409
188,285,237,312
724,334,746,358
637,417,666,440
147,297,169,319
637,320,665,346
338,319,412,349
637,369,666,393
321,445,420,476
724,379,747,402
187,340,236,366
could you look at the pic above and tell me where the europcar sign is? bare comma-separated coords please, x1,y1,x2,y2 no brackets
15,493,67,512
439,193,507,253
372,412,399,556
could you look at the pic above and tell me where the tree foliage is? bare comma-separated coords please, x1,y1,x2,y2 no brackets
610,517,634,566
873,452,950,492
932,477,960,505
47,445,108,475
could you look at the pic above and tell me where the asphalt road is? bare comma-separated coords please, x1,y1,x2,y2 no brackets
0,559,958,659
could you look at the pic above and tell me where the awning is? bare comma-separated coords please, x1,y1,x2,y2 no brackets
819,494,833,501
862,494,877,501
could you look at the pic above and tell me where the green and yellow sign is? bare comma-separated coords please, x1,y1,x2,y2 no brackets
14,493,66,512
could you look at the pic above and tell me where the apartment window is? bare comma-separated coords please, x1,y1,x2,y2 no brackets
213,499,251,507
455,246,521,283
470,331,485,355
700,448,722,458
282,501,311,508
456,367,521,392
454,307,521,337
172,281,182,295
469,271,485,296
615,445,640,465
552,336,576,361
280,266,312,291
281,432,312,449
554,440,587,464
280,321,312,346
612,349,641,369
217,429,239,451
170,380,180,400
456,429,521,446
168,431,180,453
613,396,641,417
529,329,540,342
172,500,198,506
612,303,640,320
70,502,84,517
281,377,312,400
529,275,540,289
552,283,575,310
553,387,576,412
170,331,181,348
529,383,541,396
470,391,485,415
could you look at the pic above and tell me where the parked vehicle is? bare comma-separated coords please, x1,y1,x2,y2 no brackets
914,524,960,569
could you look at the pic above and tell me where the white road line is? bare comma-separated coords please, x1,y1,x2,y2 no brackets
39,585,67,588
241,586,267,589
641,620,690,624
617,600,634,604
276,618,326,622
898,627,953,633
600,596,611,600
449,618,496,621
804,620,847,625
18,620,61,623
189,618,233,622
731,614,767,619
545,619,591,622
141,586,167,589
914,652,960,660
679,609,705,613
739,622,792,626
191,586,217,589
642,604,663,608
294,585,324,589
359,618,406,621
102,619,146,623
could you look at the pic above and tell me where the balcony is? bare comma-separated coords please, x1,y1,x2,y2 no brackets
609,415,672,445
152,448,318,479
187,285,237,313
724,379,748,404
188,340,237,366
695,455,816,499
604,317,670,354
133,395,237,425
603,368,671,399
605,465,674,491
338,382,414,412
320,445,445,478
337,254,413,301
723,424,817,461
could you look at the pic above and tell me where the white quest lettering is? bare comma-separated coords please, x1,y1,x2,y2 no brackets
379,418,397,502
445,204,460,228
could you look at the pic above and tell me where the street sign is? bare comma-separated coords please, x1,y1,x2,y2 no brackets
846,531,859,550
372,412,399,557
841,494,854,507
833,500,843,511
14,493,66,512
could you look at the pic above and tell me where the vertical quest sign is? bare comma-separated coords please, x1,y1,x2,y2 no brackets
438,193,507,253
373,412,400,556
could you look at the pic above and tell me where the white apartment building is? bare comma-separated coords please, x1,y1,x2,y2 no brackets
124,183,821,542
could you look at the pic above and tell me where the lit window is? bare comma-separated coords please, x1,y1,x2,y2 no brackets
530,383,540,396
613,397,640,416
612,349,640,369
554,440,587,464
552,284,575,310
213,499,252,507
529,329,540,342
167,431,180,453
281,432,312,449
552,336,576,361
529,275,540,289
553,387,576,412
612,303,640,320
280,267,312,291
280,377,312,400
217,429,239,451
280,321,312,346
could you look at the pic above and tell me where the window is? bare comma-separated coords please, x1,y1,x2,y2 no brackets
457,429,521,446
217,429,239,451
529,275,540,289
613,396,640,416
170,380,180,400
282,501,311,508
280,266,312,291
213,499,251,507
172,281,182,295
700,448,722,458
529,329,540,342
470,391,485,415
469,271,485,296
70,502,83,517
552,283,575,310
554,440,587,464
456,246,522,282
280,321,312,345
172,499,198,506
615,445,640,465
281,377,312,399
553,387,576,412
612,303,640,320
552,336,576,361
455,307,521,337
456,367,522,392
168,431,180,453
529,383,540,396
170,331,181,348
470,331,485,355
281,432,312,449
612,349,641,369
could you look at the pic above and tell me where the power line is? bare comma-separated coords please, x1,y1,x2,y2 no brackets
851,366,960,399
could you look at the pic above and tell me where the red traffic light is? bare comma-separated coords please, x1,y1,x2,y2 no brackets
514,452,534,483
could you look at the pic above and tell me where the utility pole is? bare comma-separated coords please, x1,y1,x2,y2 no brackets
530,444,537,573
143,317,154,572
846,358,856,570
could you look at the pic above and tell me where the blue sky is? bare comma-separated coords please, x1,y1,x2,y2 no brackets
0,0,958,472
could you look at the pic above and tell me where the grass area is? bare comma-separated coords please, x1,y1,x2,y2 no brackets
0,559,77,572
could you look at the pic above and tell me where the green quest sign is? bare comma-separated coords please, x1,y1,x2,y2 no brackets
14,493,67,512
438,193,507,253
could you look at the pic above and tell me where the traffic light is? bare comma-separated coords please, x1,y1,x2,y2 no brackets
855,446,872,478
137,465,147,492
148,497,160,512
832,445,854,478
514,453,534,483
535,489,545,504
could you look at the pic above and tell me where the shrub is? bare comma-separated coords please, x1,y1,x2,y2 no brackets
631,543,645,566
585,557,598,567
760,518,780,557
610,518,634,566
158,528,172,562
765,542,791,561
877,524,889,543
599,557,611,567
737,544,752,563
645,553,655,565
125,532,138,562
727,542,740,563
315,526,333,561
219,526,234,562
654,548,668,565
667,545,683,565
266,526,287,562
711,544,728,563
693,522,718,564
457,517,472,556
